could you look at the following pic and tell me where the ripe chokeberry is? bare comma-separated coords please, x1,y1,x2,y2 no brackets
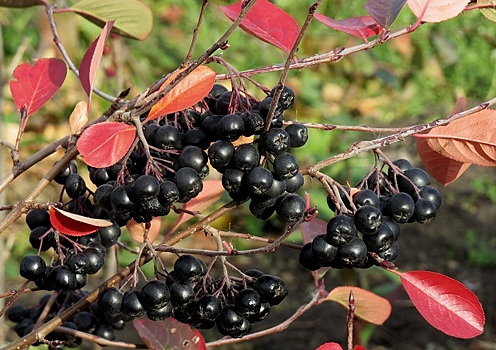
98,287,123,317
246,167,274,196
276,194,306,223
65,173,87,199
273,153,299,180
336,237,368,268
354,205,382,235
388,192,415,223
311,234,338,266
253,274,288,305
284,123,308,148
270,85,295,110
326,215,357,246
217,113,245,142
174,167,203,198
261,128,290,155
174,255,206,284
26,209,50,230
140,280,171,310
19,255,46,281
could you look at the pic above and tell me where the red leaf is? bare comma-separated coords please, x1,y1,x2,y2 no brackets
399,270,485,338
407,0,470,23
314,14,382,41
326,286,392,325
414,110,496,167
127,217,162,243
316,343,343,350
416,137,470,185
49,205,112,236
146,66,216,121
168,180,224,235
133,317,207,350
219,0,299,53
9,58,67,117
77,122,136,168
300,217,327,244
79,20,114,111
364,0,407,28
354,346,367,350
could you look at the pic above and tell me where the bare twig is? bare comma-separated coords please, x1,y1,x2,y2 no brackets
263,0,323,133
183,0,209,65
206,291,321,347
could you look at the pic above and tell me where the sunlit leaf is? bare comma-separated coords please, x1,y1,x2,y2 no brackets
127,217,162,243
168,180,224,235
314,14,381,41
364,0,407,28
77,122,136,168
414,110,496,167
400,270,485,338
69,101,88,135
50,205,112,236
146,66,216,122
69,0,153,40
326,286,392,325
220,0,299,53
133,317,207,350
416,137,471,185
478,0,496,22
9,58,67,117
407,0,470,22
0,0,41,7
79,20,114,112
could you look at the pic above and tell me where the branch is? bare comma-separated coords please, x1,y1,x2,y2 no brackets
41,1,118,103
206,291,321,347
262,0,323,132
301,98,496,173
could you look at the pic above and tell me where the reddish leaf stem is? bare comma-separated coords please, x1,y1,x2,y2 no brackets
347,290,355,350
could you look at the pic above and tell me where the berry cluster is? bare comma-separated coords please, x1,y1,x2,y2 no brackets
97,255,288,338
299,159,442,270
23,206,120,291
7,290,136,347
11,84,302,344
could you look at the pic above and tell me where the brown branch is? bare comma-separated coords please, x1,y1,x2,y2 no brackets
54,326,147,348
183,0,209,66
206,291,321,347
41,1,118,103
301,98,496,173
262,0,323,133
283,120,407,134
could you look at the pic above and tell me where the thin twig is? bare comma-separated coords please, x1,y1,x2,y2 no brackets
55,326,148,348
41,1,118,103
183,0,209,66
262,0,323,133
206,291,321,347
302,98,496,173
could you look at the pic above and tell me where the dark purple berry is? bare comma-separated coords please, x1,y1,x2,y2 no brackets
326,215,356,246
174,167,203,198
270,85,295,110
121,291,145,317
311,234,338,265
217,114,245,142
26,209,50,230
413,198,437,224
353,189,379,209
20,255,46,280
154,125,183,150
285,123,308,148
65,173,86,199
276,194,305,223
299,243,322,271
388,192,415,223
140,280,171,310
273,152,299,180
261,128,290,155
98,287,123,317
246,167,274,196
336,237,368,268
232,144,260,171
174,255,206,284
253,274,288,305
54,160,77,185
363,224,395,253
354,205,382,235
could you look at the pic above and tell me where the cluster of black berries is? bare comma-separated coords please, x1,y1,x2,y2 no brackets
85,84,308,227
206,85,309,223
7,290,135,348
97,255,288,338
299,159,442,270
23,206,121,291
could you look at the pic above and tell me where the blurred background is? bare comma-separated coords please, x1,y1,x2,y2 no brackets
0,0,495,349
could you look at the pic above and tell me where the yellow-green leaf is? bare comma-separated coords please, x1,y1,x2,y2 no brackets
326,286,392,325
69,0,153,40
0,0,41,7
477,0,496,23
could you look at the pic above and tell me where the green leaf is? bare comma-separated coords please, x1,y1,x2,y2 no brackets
69,0,153,40
0,0,41,7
